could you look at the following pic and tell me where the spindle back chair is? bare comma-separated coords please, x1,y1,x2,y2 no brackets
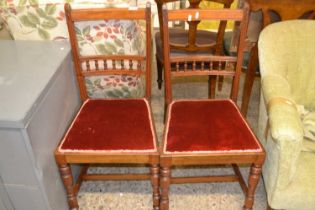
54,3,160,209
159,4,265,210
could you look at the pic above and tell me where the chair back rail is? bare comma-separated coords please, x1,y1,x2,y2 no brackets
248,0,315,27
155,0,234,53
65,3,152,101
161,3,250,105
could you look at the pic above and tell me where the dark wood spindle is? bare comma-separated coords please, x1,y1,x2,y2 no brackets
86,61,90,71
121,59,124,69
129,60,133,70
193,61,196,71
95,60,99,70
103,60,107,70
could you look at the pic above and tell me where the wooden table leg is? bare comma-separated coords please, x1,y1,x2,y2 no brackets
58,163,79,210
241,45,258,117
160,166,171,210
243,163,262,210
151,164,160,210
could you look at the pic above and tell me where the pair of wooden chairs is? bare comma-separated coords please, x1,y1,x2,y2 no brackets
55,2,265,210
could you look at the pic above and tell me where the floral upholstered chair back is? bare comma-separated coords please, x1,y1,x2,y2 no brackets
75,18,146,98
0,0,147,98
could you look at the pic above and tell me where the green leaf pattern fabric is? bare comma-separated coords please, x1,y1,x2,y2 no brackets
1,1,66,40
75,19,145,98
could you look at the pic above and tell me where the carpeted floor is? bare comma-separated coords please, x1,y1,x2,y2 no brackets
77,55,266,210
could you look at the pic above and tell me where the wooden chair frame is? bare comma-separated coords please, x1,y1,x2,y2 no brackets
54,3,160,210
162,3,248,106
159,4,265,210
155,0,234,98
240,0,315,116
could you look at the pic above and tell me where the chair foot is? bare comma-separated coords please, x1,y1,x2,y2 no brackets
151,164,160,210
58,163,79,210
243,164,262,210
160,166,171,210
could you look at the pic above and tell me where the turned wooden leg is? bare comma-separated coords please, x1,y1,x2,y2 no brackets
156,56,163,90
151,164,160,210
209,75,217,99
241,45,258,117
58,164,79,210
160,166,171,210
243,164,262,210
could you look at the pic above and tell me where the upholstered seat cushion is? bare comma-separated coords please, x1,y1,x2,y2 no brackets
155,28,217,60
164,100,262,153
59,99,156,152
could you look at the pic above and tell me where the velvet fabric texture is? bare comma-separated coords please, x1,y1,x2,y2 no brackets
60,99,156,152
165,100,261,153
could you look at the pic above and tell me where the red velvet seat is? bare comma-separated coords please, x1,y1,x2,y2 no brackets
164,99,261,153
59,99,156,152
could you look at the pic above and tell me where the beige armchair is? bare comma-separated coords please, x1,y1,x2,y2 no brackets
257,20,315,210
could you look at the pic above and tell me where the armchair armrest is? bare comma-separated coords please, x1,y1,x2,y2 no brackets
262,75,304,143
261,74,304,190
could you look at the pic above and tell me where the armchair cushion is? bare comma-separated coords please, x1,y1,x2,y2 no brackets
259,20,315,109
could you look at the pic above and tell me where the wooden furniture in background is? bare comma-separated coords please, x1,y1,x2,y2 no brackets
240,0,315,116
155,0,234,98
54,3,160,209
159,3,265,210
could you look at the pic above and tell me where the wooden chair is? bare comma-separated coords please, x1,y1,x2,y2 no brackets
239,0,315,116
54,3,160,210
159,3,265,210
155,0,234,99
